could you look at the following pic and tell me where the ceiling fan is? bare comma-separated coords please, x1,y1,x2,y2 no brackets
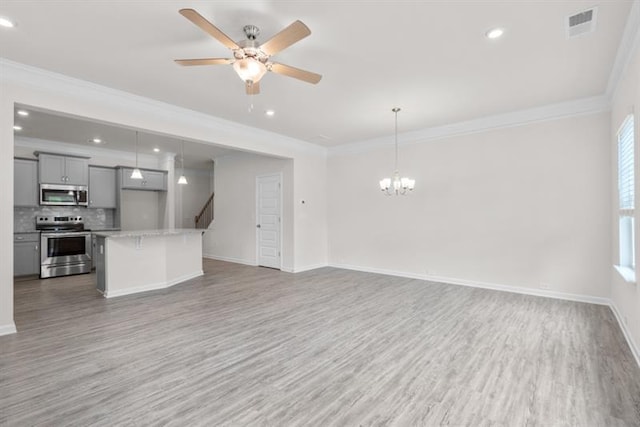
175,9,322,95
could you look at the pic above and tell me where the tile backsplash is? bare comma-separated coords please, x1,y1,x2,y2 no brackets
14,207,115,232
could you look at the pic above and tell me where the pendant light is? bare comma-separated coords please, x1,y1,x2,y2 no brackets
177,141,188,185
379,107,415,195
131,131,143,180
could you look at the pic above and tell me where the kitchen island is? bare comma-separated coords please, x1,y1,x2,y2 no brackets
93,229,205,298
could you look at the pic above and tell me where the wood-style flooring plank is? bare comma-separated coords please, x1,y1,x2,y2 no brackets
1,259,639,426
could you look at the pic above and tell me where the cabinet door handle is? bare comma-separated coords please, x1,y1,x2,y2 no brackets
16,236,24,240
35,245,38,251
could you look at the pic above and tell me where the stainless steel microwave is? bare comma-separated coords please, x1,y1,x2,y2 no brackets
40,184,88,207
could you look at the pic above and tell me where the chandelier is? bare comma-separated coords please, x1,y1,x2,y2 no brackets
379,107,415,195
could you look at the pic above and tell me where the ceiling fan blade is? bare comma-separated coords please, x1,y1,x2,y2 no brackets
175,58,233,66
270,63,322,84
179,9,240,50
259,20,311,56
246,81,260,95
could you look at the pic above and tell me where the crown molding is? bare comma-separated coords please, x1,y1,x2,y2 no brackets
0,58,327,158
329,95,610,156
14,136,157,165
606,0,640,100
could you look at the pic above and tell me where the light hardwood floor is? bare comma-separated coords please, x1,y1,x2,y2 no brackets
1,259,639,426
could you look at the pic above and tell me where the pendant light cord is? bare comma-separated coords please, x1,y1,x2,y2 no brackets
181,141,185,172
393,107,400,173
135,131,139,168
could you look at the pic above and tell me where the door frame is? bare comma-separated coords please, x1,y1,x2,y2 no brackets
255,172,283,270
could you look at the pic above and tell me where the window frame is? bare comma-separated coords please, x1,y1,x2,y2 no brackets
616,113,636,283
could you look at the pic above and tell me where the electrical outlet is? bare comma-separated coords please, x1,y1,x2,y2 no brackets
539,282,551,290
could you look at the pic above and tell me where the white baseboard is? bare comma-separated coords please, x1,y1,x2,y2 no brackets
0,322,17,336
165,271,204,287
104,270,204,298
203,253,323,273
291,263,328,273
328,263,610,305
609,301,640,368
203,253,257,267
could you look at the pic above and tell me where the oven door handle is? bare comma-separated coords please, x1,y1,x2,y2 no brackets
41,232,91,238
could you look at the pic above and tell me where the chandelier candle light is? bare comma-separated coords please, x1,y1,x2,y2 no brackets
379,107,415,195
131,131,143,180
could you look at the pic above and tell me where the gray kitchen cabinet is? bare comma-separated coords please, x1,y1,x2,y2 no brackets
89,166,116,208
14,233,40,276
38,153,89,186
14,158,38,207
120,167,167,191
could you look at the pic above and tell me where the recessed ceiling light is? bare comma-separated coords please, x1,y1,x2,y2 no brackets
0,17,15,28
486,28,504,39
17,110,29,117
13,125,22,131
153,148,160,153
265,110,275,117
92,138,102,144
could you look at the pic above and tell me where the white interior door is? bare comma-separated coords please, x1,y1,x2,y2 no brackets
256,174,281,269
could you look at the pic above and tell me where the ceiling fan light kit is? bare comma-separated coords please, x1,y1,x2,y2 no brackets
232,58,267,84
175,8,322,95
380,108,415,196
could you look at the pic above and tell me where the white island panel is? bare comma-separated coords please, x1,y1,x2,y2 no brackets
95,229,204,298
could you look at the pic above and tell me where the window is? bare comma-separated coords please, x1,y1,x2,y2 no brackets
617,114,635,274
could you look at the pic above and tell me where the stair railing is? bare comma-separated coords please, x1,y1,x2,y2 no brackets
195,192,214,229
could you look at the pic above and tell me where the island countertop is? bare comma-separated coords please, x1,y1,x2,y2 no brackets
93,228,205,238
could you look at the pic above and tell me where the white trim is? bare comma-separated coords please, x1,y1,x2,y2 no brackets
606,0,640,99
329,263,610,305
0,322,17,336
609,300,640,368
291,263,328,273
15,136,157,164
104,271,203,298
256,173,283,271
329,96,610,156
614,265,637,284
203,253,257,266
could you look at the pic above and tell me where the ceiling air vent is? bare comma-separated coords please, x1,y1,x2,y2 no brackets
566,7,598,38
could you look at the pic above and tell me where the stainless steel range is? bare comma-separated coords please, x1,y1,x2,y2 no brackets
36,216,92,279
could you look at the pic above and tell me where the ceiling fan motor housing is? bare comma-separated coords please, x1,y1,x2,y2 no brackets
243,25,260,40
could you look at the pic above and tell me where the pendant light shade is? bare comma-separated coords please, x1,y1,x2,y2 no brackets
131,131,143,180
178,140,188,185
380,107,415,195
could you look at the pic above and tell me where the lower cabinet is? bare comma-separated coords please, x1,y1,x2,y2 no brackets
14,233,40,276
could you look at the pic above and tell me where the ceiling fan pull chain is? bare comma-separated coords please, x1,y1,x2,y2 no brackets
247,87,254,113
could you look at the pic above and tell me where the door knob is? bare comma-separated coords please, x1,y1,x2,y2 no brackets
256,224,261,228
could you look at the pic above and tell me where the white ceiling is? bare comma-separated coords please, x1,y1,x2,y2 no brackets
0,1,633,146
14,106,237,169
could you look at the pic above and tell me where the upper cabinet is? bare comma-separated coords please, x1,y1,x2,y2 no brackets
14,158,38,207
89,166,117,208
38,153,89,186
119,167,167,191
